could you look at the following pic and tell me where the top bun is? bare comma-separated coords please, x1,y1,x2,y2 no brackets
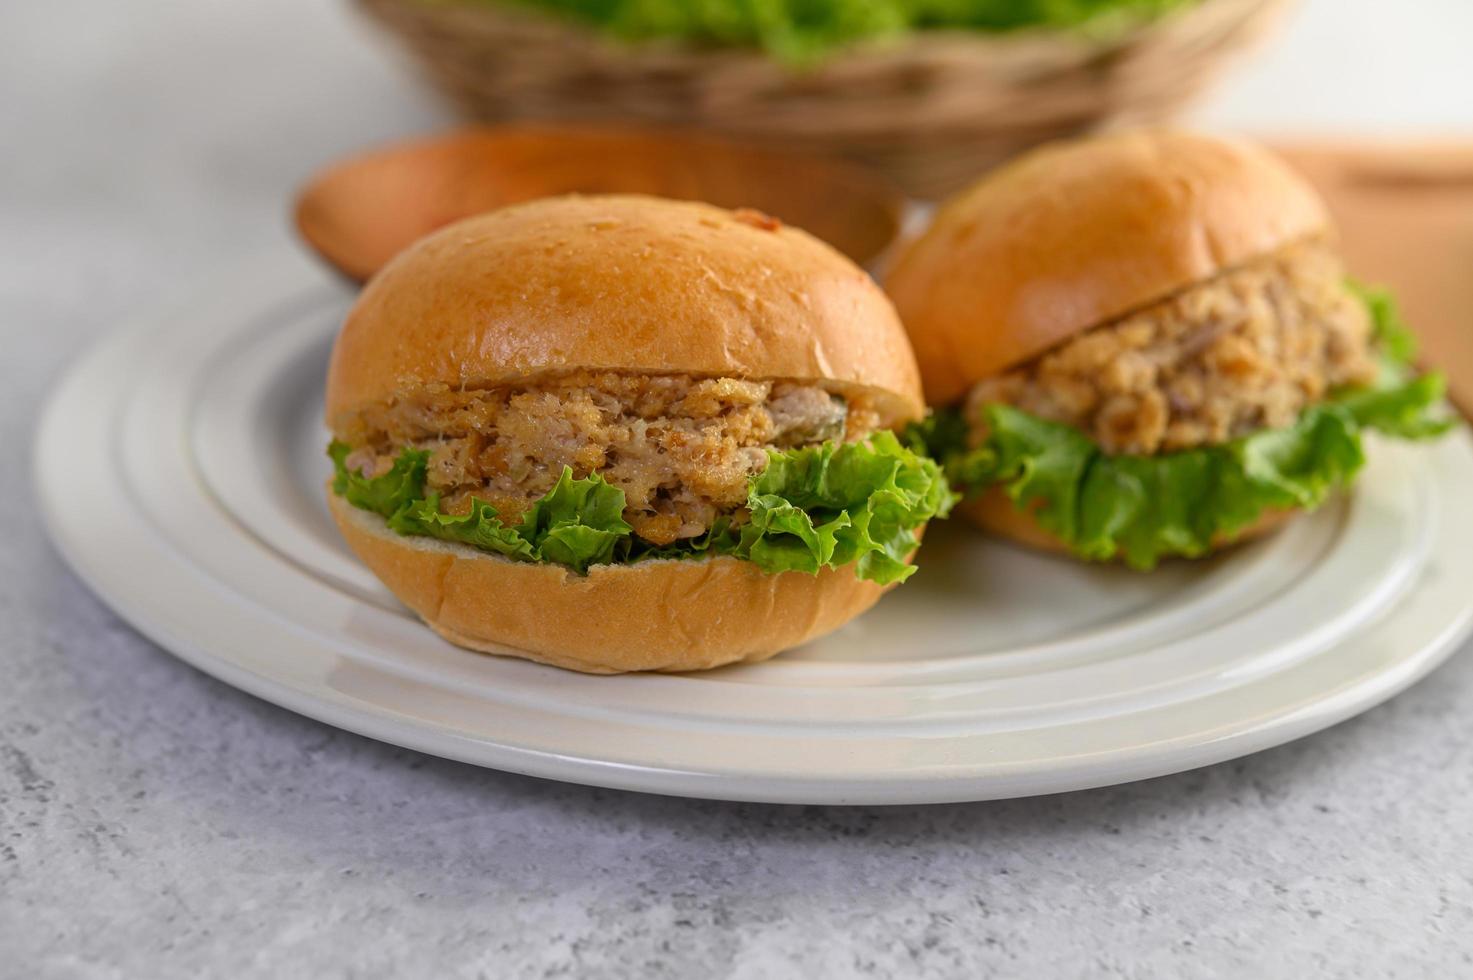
325,194,924,427
886,130,1332,405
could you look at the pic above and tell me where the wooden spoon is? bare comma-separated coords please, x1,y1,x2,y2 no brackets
296,124,906,282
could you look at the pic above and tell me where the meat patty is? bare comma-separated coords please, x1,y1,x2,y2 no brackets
336,371,879,546
965,237,1379,455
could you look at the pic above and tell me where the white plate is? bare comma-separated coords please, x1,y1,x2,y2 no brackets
35,250,1473,804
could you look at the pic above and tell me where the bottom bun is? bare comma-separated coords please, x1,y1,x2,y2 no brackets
329,493,894,674
957,487,1297,563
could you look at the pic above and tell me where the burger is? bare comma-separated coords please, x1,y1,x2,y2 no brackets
888,130,1450,568
324,195,951,673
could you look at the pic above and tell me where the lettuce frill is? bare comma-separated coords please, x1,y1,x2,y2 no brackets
908,284,1453,569
331,431,954,584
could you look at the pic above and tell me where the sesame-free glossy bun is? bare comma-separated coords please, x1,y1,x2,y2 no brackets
325,194,924,429
329,496,892,674
887,130,1331,406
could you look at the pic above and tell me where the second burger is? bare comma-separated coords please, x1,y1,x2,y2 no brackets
890,130,1451,569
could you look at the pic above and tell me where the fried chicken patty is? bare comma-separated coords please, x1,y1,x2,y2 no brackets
966,238,1379,455
336,371,879,546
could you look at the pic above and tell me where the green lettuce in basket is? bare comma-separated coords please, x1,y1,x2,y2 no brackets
906,283,1455,571
331,430,955,584
486,0,1200,62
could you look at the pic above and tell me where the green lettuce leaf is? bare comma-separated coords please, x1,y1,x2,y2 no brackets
908,286,1453,569
398,495,539,563
490,0,1198,63
512,467,634,570
1334,280,1454,438
725,430,956,583
331,443,628,573
329,430,952,583
1337,370,1452,440
1351,279,1419,366
331,441,424,515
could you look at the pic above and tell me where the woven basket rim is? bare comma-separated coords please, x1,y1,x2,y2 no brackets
359,0,1284,63
353,0,1292,196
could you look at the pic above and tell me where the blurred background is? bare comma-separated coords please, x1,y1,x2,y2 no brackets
6,0,1469,405
3,0,1468,249
5,0,1470,266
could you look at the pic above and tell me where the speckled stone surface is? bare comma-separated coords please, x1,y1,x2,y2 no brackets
5,2,1473,977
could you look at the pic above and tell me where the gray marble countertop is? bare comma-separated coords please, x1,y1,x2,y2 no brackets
5,2,1472,976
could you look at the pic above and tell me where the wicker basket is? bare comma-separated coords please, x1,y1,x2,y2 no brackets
356,0,1290,197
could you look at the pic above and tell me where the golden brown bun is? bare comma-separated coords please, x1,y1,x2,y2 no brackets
887,130,1332,405
329,494,893,674
958,488,1297,562
325,194,924,428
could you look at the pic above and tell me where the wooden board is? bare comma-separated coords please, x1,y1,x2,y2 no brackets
1272,141,1473,416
